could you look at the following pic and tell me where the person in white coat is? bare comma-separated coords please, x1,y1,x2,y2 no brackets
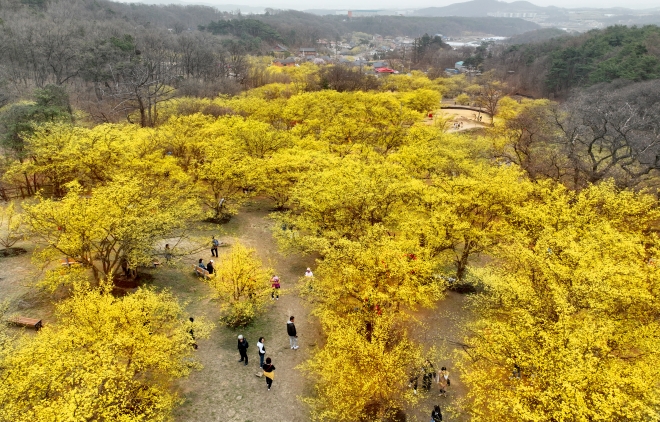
257,337,266,368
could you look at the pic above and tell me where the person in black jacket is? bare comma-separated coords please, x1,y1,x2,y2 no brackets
431,405,442,421
188,317,198,350
262,357,276,391
237,335,249,365
287,316,298,350
206,260,214,275
422,359,436,391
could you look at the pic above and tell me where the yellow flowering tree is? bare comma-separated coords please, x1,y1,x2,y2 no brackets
24,176,200,282
275,158,422,252
399,89,441,113
0,287,212,422
418,165,534,280
302,314,422,422
256,147,337,209
206,242,273,327
457,182,660,421
0,201,24,250
305,230,443,318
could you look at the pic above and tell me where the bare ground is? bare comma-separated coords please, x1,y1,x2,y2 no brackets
405,291,474,422
165,199,322,422
0,240,58,325
427,109,492,132
0,197,472,421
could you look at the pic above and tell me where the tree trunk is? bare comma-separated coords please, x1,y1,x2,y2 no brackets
455,241,473,281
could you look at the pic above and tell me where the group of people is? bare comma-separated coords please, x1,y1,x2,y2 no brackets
198,258,214,274
452,121,464,129
407,360,449,421
236,316,300,391
271,268,313,300
410,360,451,397
193,235,223,274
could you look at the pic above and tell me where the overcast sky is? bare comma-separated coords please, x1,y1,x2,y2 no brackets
183,0,660,11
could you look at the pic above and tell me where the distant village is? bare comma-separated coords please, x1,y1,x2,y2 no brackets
269,34,494,75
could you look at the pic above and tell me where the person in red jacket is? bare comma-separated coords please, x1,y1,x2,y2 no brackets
271,275,280,300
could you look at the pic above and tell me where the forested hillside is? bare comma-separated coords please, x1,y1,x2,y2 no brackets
250,11,539,40
0,0,540,123
490,25,660,96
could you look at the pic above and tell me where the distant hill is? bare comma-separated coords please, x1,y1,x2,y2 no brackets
114,0,266,13
493,24,660,96
413,0,563,17
303,9,341,15
251,12,540,39
410,0,660,34
505,27,571,44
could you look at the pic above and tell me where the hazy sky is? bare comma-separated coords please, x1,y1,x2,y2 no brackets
184,0,660,11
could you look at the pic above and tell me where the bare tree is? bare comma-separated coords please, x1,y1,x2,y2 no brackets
105,61,178,127
101,32,180,127
36,19,84,86
554,81,660,189
497,101,568,182
493,81,660,191
223,42,249,85
320,65,380,92
474,72,507,119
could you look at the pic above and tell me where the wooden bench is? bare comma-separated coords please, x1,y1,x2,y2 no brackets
10,317,43,330
192,265,211,279
61,257,81,267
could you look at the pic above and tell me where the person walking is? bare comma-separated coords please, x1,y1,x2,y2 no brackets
237,335,249,365
165,244,172,262
262,357,276,391
287,316,298,349
211,236,219,257
188,317,198,350
437,366,450,396
422,359,436,391
409,369,421,395
206,260,215,275
271,275,280,300
257,337,266,368
431,404,443,421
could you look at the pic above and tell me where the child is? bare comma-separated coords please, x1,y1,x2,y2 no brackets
271,275,280,300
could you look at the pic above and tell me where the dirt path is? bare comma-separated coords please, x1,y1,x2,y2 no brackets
426,109,492,132
164,199,320,422
0,244,34,308
162,198,473,421
406,291,474,421
0,241,59,324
